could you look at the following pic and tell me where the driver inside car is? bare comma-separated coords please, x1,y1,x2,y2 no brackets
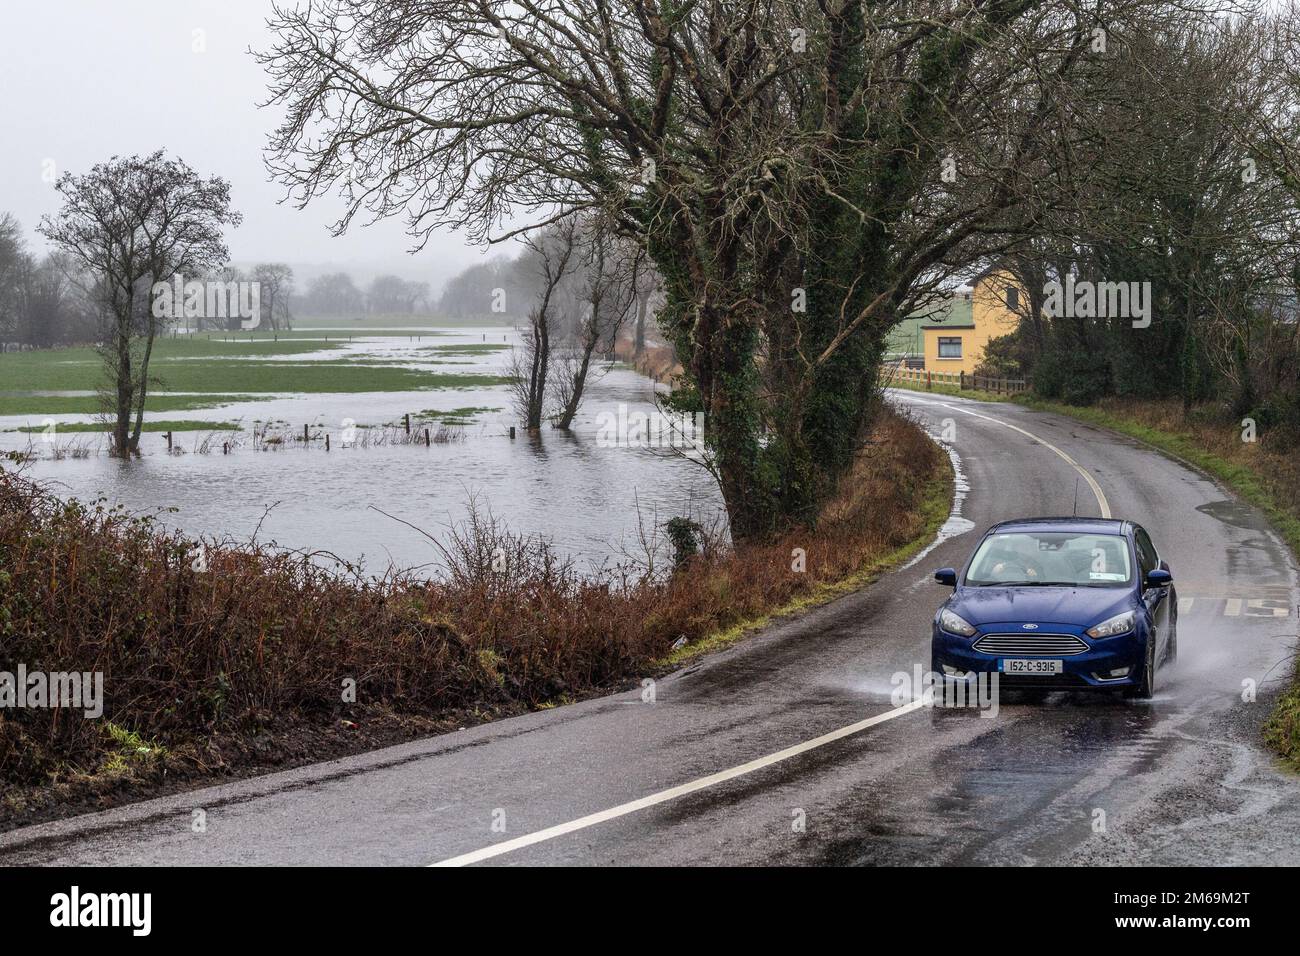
985,538,1043,581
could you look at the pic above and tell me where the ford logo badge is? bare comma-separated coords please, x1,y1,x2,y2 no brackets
1022,623,1039,630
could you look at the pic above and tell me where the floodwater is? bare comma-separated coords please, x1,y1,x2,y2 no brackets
0,325,724,574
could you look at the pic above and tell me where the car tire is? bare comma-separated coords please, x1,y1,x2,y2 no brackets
1127,637,1156,699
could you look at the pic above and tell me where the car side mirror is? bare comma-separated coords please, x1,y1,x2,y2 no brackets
1146,569,1172,588
934,568,957,587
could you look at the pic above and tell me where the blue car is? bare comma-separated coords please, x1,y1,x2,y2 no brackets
932,518,1176,698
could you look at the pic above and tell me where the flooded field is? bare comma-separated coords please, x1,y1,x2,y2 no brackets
0,325,724,572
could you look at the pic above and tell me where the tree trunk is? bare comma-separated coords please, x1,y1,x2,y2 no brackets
525,317,549,430
633,290,649,357
554,341,596,429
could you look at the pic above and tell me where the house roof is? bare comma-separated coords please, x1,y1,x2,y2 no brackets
910,296,972,326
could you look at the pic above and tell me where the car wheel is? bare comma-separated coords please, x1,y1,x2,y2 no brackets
1126,637,1156,699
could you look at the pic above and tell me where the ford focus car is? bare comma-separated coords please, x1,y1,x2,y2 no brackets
931,518,1176,698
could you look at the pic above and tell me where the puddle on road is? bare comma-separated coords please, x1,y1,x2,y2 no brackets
1196,498,1269,531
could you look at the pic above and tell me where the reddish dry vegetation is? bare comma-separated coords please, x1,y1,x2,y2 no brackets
0,408,943,822
612,334,682,384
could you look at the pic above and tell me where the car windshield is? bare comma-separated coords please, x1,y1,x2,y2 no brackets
964,531,1133,588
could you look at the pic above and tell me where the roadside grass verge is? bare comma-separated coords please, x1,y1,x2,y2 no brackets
0,406,946,826
882,377,1015,404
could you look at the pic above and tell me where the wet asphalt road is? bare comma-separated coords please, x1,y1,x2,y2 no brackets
3,391,1298,866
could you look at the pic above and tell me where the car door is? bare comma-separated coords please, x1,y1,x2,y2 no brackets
1134,526,1169,656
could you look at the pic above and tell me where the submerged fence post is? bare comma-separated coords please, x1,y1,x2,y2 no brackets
325,433,331,452
166,431,173,451
508,426,516,439
303,423,309,445
424,428,430,447
403,413,411,435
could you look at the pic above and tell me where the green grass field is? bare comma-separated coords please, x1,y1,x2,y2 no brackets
0,336,513,419
10,419,242,434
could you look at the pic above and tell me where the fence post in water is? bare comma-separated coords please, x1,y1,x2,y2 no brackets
303,423,309,445
325,433,331,452
223,441,229,455
166,431,173,451
508,426,516,439
403,413,411,435
424,428,430,447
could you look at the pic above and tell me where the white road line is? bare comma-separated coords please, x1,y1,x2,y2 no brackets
1224,598,1242,617
429,699,928,867
1177,597,1194,615
891,393,1111,518
1246,599,1289,618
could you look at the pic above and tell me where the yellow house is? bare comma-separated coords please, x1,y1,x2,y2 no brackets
921,267,1025,375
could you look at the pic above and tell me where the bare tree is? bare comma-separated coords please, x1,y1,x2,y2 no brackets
0,213,26,352
253,262,295,330
510,216,579,431
551,220,643,430
39,151,240,456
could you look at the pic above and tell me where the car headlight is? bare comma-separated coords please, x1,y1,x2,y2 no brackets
938,608,976,636
1086,610,1135,639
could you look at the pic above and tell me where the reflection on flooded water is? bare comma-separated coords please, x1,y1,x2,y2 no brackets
1,326,724,573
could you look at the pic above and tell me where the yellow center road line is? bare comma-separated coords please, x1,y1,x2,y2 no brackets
894,394,1111,518
429,699,928,867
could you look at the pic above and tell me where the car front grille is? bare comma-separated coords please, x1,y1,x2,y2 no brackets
972,633,1090,656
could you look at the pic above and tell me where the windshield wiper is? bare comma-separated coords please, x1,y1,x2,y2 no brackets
975,580,1078,587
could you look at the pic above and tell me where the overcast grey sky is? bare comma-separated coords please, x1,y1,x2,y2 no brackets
0,0,494,287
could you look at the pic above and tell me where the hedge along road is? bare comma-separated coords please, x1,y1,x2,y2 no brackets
3,391,1298,865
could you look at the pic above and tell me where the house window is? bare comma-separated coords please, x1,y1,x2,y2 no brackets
1006,286,1020,311
937,337,962,359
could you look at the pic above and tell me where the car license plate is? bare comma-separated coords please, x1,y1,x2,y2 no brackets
1001,658,1063,675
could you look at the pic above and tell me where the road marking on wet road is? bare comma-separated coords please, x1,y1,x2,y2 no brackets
1179,596,1289,617
892,393,1111,518
429,698,929,866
